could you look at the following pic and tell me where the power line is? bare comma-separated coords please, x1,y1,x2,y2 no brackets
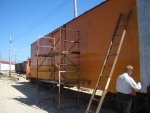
13,0,72,42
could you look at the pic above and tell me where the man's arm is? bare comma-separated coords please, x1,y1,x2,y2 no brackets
127,77,141,91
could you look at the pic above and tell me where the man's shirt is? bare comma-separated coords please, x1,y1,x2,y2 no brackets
116,73,141,94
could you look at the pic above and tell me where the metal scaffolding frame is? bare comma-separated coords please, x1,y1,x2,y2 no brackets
36,27,80,111
36,36,55,102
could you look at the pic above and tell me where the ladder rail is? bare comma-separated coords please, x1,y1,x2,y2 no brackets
85,14,123,113
96,29,127,113
96,11,132,112
85,10,132,113
112,14,123,43
85,40,114,112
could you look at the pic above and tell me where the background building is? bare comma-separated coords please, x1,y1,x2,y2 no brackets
0,61,15,75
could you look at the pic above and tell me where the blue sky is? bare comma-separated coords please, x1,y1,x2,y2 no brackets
0,0,105,63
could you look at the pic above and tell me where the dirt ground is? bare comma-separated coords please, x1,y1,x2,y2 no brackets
0,74,116,113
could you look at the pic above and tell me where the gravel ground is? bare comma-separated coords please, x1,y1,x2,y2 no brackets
0,74,116,113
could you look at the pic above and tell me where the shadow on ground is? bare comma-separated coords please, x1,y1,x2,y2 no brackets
11,82,89,113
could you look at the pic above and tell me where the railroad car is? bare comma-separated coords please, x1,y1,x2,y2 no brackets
15,61,27,74
28,0,150,94
26,58,31,80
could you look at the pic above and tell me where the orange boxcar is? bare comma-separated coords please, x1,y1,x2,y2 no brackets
26,58,31,80
29,0,150,93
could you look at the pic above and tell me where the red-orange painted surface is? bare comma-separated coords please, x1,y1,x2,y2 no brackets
26,58,31,80
30,0,140,93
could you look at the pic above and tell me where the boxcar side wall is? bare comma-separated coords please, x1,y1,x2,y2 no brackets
31,30,62,79
66,0,140,93
30,0,140,93
31,39,52,79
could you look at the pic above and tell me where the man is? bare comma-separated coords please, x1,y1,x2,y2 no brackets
116,65,141,113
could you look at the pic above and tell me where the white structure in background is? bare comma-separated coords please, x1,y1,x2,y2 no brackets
0,61,15,75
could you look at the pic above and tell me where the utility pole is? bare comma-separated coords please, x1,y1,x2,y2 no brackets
0,51,1,71
74,0,77,18
14,54,16,64
9,34,12,77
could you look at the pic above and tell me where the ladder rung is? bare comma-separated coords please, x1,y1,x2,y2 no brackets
116,33,122,36
87,110,95,113
101,76,109,79
119,24,125,27
112,44,119,46
104,65,112,67
93,97,99,102
97,86,105,91
108,53,117,56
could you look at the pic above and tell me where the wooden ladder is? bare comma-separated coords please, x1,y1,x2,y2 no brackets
85,10,132,113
